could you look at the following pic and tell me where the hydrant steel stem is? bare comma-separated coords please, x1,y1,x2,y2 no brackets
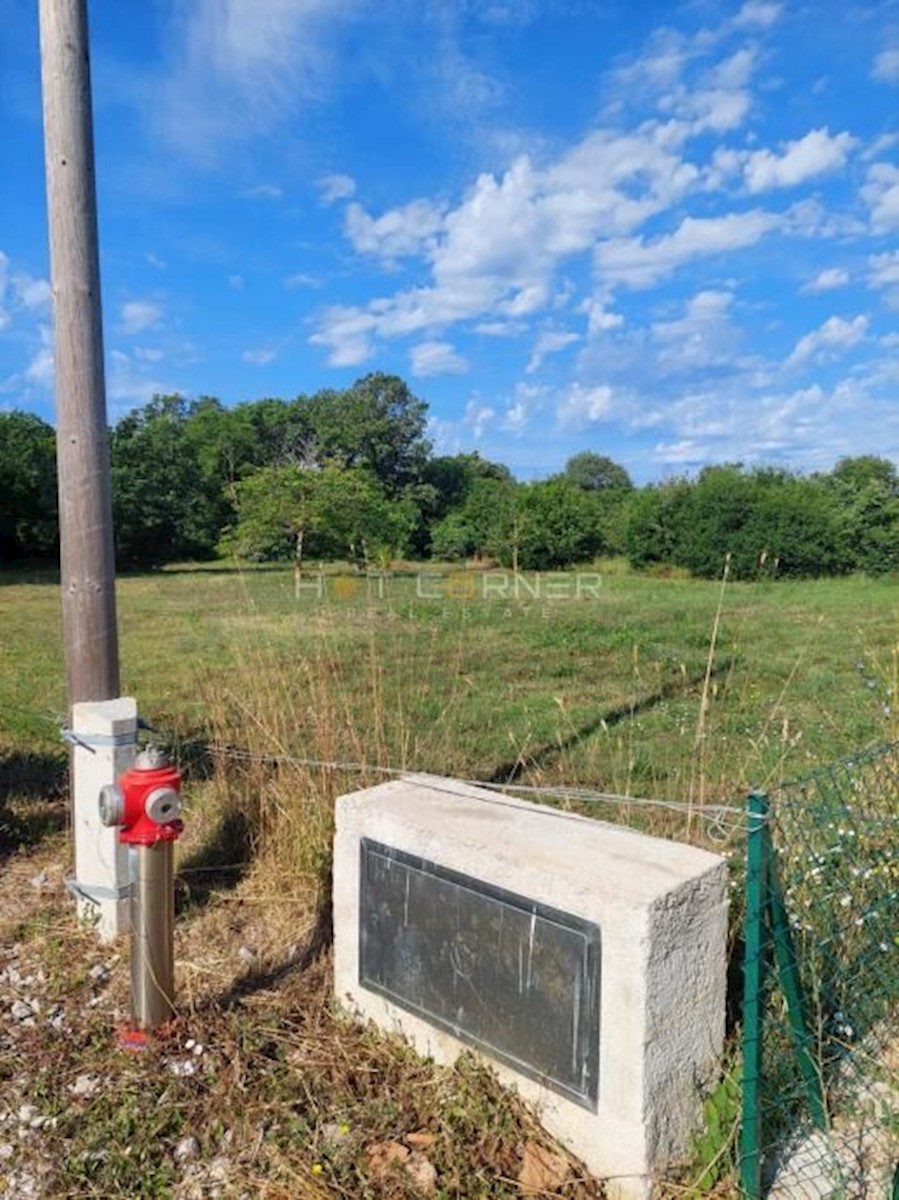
131,841,175,1030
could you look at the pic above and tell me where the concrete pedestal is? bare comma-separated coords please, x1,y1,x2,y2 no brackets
68,697,137,940
334,774,728,1200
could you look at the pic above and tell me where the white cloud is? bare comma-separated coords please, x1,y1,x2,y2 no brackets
557,383,616,427
311,123,704,362
284,273,319,289
24,325,55,389
744,128,857,193
502,381,547,433
872,49,899,84
581,298,624,337
802,267,849,293
134,347,165,363
242,183,282,199
345,199,445,262
733,1,782,29
317,173,356,204
786,314,868,367
463,399,495,439
651,290,739,373
228,274,245,290
409,340,467,377
863,163,899,232
242,347,277,365
526,329,579,373
596,210,780,288
150,0,359,161
120,300,163,336
869,251,899,289
12,274,51,311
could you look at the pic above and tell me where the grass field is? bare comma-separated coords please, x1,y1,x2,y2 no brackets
1,561,897,1197
3,559,898,795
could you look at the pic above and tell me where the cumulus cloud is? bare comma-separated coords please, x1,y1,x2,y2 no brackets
120,300,163,336
596,211,780,288
869,251,899,289
786,314,868,367
317,173,357,205
310,123,707,364
744,128,857,193
409,340,467,377
872,49,899,84
24,325,55,389
863,163,899,232
651,290,739,373
345,199,445,262
526,329,579,373
802,267,849,293
557,383,616,427
733,1,782,29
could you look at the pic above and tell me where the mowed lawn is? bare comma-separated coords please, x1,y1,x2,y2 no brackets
2,561,897,803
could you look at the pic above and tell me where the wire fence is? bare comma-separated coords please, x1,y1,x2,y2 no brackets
741,741,899,1200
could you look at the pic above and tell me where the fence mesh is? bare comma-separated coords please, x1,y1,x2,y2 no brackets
744,741,899,1199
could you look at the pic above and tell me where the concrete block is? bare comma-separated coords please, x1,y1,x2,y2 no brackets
69,697,137,940
333,774,728,1200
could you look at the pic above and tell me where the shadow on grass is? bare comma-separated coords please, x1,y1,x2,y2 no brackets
213,877,334,1011
487,657,736,784
0,749,68,860
176,804,259,911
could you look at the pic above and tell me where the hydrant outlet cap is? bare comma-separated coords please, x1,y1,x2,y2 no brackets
144,786,182,825
98,784,124,827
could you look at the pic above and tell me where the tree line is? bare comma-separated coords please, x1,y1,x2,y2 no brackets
2,372,897,579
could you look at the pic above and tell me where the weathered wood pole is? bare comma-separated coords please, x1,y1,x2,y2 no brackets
38,0,120,707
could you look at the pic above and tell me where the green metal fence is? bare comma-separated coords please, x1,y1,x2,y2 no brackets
740,742,899,1199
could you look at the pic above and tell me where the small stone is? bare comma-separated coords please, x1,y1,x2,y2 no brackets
29,872,49,891
174,1135,200,1163
237,945,256,965
89,964,110,985
169,1059,197,1078
406,1151,438,1192
10,1000,32,1021
17,1105,37,1126
192,1043,204,1057
69,1074,100,1100
0,1142,14,1161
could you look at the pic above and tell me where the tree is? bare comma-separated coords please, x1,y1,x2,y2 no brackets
625,480,692,570
0,411,58,560
110,394,221,566
827,456,899,575
227,464,417,569
561,451,633,493
304,373,431,496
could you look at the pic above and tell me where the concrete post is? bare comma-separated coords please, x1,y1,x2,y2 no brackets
68,697,137,940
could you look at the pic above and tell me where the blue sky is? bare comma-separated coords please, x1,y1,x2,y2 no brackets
2,0,899,481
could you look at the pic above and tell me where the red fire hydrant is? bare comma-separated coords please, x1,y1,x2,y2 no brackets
99,747,183,1034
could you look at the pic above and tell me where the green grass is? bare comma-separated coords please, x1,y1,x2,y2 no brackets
2,560,896,798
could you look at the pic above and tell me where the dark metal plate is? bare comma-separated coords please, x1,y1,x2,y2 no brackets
359,839,601,1108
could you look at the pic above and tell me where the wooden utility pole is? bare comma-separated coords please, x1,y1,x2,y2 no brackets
38,0,120,707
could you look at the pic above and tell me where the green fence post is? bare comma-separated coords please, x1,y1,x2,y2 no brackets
740,790,769,1199
764,824,828,1132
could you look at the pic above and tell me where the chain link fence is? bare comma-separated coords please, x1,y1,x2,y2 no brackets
740,742,899,1199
